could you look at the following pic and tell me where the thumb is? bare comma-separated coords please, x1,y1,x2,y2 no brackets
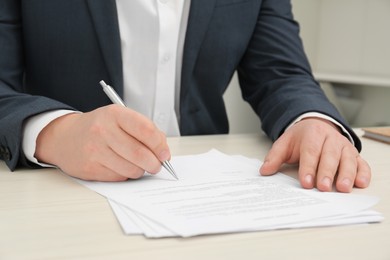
260,136,292,176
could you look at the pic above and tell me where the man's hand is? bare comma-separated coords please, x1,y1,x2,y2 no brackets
35,105,170,181
260,118,371,192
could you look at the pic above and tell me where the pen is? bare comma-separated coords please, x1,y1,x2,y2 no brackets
99,80,179,180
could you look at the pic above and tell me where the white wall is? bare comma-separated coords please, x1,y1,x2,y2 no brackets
290,0,322,68
223,73,262,134
314,0,390,127
315,0,390,78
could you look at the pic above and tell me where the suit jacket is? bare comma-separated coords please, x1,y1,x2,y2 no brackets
0,0,360,170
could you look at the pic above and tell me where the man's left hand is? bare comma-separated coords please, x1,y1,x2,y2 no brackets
260,118,371,192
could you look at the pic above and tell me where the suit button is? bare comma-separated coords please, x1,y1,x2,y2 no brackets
0,146,11,161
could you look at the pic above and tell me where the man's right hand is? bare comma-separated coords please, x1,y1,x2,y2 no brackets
35,104,170,181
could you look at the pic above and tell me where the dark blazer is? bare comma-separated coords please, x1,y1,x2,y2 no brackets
0,0,360,170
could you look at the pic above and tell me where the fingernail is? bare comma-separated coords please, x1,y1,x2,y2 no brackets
358,177,368,186
342,178,352,188
260,160,271,175
159,149,170,162
321,177,332,190
304,175,313,186
260,161,267,170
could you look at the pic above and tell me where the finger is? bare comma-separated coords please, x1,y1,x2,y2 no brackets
335,146,358,193
298,136,324,190
354,156,371,188
315,137,342,192
75,139,145,180
260,135,295,176
75,126,147,180
76,162,129,182
105,125,162,174
116,107,171,162
98,145,146,179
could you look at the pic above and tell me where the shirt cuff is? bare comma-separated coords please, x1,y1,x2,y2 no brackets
22,110,79,167
286,112,354,146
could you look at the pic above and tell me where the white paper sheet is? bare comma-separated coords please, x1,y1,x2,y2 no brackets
76,150,383,238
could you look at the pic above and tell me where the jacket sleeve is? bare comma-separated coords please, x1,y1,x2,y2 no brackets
0,1,74,170
236,0,362,151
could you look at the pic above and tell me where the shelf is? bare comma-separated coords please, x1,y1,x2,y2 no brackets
314,72,390,88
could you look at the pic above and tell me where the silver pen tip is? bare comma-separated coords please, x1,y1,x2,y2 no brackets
163,161,179,180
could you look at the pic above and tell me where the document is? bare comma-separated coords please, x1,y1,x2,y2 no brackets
75,150,383,238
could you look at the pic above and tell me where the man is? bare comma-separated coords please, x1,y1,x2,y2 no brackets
0,0,370,192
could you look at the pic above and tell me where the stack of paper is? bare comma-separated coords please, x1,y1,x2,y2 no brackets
75,150,383,238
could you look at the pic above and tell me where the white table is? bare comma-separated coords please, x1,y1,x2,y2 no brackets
1,131,389,260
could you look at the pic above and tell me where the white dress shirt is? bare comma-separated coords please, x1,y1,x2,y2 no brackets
116,0,190,136
22,0,352,166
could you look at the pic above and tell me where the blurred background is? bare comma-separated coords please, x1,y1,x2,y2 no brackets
224,0,390,133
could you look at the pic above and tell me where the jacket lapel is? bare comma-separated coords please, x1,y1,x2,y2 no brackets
86,0,123,95
86,0,217,98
